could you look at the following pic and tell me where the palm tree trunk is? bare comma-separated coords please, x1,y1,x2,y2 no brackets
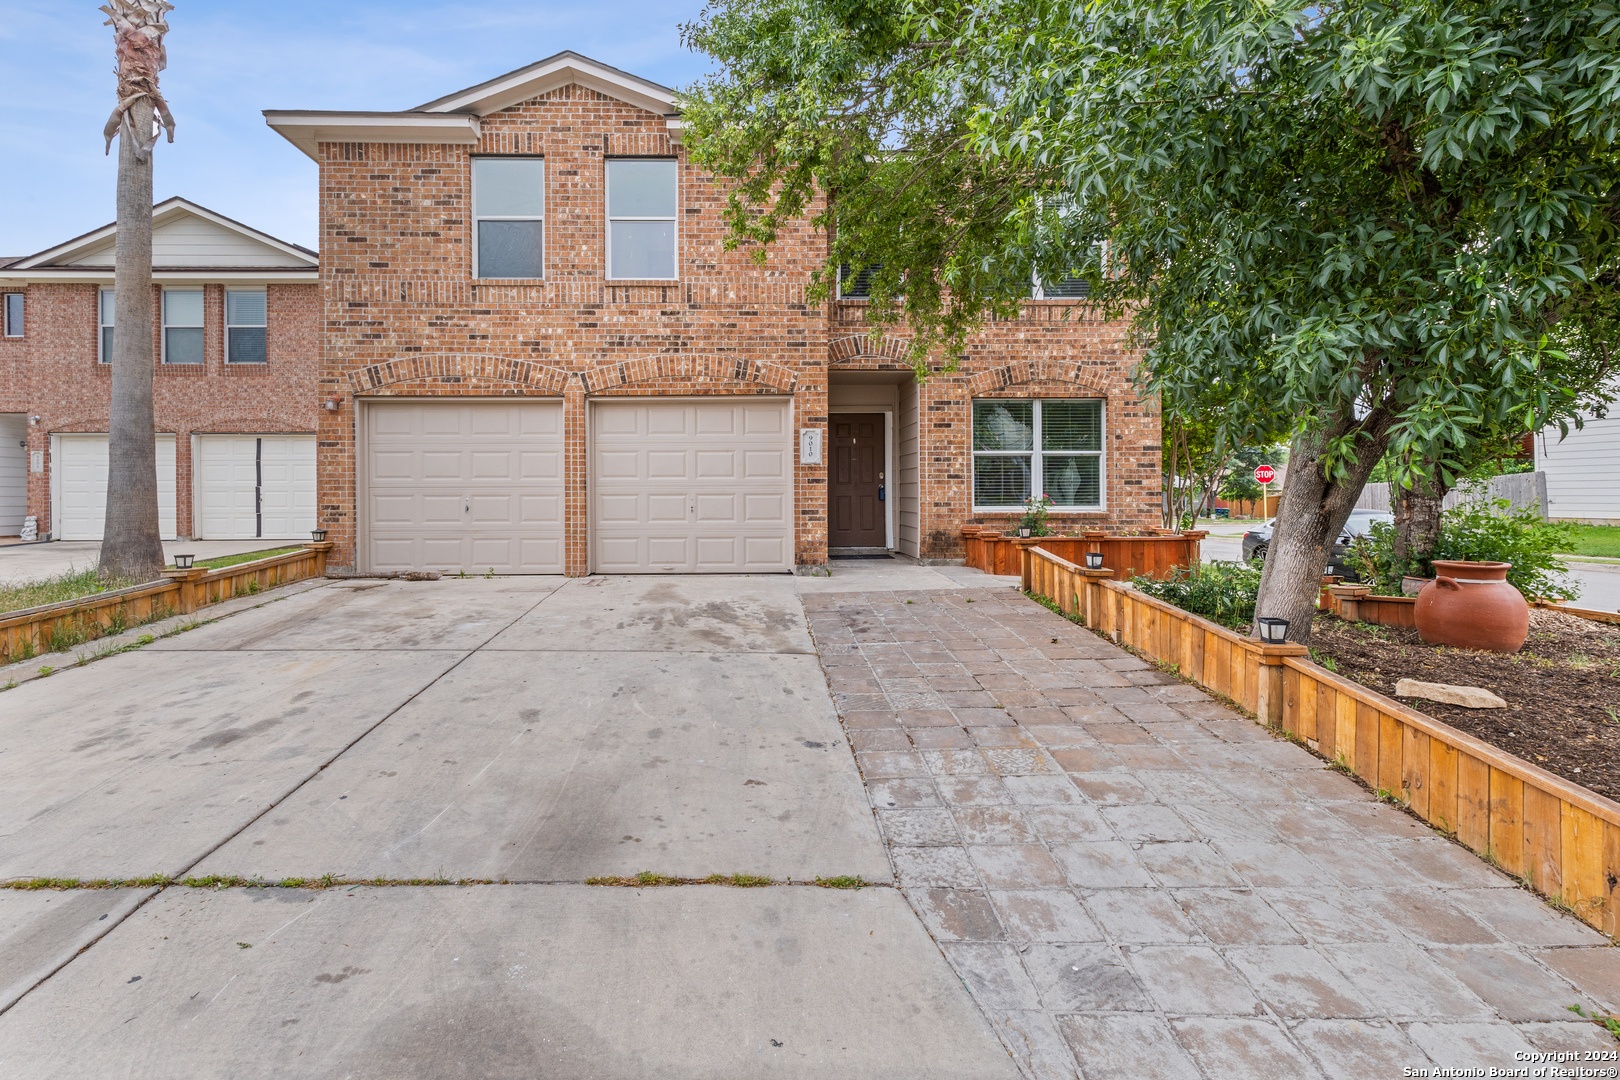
99,95,165,581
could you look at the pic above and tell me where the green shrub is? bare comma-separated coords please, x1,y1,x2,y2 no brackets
1132,561,1261,631
1349,485,1579,599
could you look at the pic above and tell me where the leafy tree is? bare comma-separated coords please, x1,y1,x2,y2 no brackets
1219,446,1288,506
683,0,1620,641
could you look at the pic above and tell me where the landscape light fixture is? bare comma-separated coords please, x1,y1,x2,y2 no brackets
1256,617,1290,644
1085,552,1104,570
311,529,327,542
173,553,194,569
1018,526,1032,538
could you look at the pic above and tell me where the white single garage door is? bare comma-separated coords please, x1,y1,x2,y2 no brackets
0,414,25,535
363,400,564,574
592,399,793,573
195,435,316,540
53,434,178,541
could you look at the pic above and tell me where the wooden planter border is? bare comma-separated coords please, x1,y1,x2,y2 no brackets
1022,544,1620,936
0,544,333,665
962,527,1203,580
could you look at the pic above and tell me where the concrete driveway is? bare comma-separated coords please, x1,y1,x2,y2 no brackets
0,571,1017,1078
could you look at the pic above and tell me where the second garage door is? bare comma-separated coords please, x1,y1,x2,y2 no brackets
363,400,564,574
196,435,316,540
592,399,792,573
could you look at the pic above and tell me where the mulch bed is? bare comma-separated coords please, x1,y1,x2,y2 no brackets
1309,609,1620,802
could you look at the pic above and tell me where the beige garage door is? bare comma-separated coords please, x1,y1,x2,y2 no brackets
363,400,564,574
592,399,793,573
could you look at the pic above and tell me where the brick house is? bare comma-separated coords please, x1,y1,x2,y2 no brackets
265,52,1160,575
0,198,320,541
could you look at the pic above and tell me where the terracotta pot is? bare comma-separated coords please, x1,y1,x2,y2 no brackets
1413,561,1528,653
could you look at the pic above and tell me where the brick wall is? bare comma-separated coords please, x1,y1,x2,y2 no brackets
0,280,319,537
313,82,1161,573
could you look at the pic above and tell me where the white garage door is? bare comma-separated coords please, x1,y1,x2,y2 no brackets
0,414,25,536
592,399,792,573
196,435,316,540
363,400,564,574
53,434,178,541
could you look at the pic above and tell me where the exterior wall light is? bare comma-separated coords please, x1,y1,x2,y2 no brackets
1256,617,1290,644
173,553,195,569
311,529,328,542
324,396,342,412
1085,552,1104,570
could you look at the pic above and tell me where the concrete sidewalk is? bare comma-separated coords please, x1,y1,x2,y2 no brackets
804,582,1618,1079
0,539,291,585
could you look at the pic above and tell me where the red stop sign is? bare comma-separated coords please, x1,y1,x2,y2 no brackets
1254,465,1277,485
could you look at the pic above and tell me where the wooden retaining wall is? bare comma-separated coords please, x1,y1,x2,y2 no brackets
1023,544,1620,936
964,528,1203,581
0,544,332,665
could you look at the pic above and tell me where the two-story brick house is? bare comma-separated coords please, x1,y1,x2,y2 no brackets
0,198,320,541
265,52,1160,575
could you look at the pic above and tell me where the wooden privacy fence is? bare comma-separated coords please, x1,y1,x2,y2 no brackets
0,544,332,665
963,527,1204,581
1022,544,1620,936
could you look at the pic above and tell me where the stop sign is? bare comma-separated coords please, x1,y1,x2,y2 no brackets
1254,464,1277,485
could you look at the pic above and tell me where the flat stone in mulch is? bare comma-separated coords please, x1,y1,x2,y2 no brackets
1309,609,1620,801
805,588,1619,1080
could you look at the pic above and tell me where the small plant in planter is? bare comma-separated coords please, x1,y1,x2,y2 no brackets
1017,494,1054,538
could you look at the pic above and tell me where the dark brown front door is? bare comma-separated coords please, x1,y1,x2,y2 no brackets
830,413,886,547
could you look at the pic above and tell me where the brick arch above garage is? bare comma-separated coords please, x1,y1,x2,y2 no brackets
581,356,800,395
344,354,571,396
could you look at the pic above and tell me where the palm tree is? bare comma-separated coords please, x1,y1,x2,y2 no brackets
97,0,176,581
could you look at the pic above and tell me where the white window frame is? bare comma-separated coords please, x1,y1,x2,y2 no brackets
224,287,269,364
98,288,115,364
605,157,679,281
2,292,22,337
161,287,205,365
472,155,545,280
971,398,1106,512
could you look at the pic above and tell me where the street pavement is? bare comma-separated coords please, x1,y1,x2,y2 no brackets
0,539,293,585
0,556,1614,1078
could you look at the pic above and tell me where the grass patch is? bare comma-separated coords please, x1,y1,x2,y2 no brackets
1567,523,1620,560
0,568,140,615
188,547,300,571
583,872,801,888
813,875,868,890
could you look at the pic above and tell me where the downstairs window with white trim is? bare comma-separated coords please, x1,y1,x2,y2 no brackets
971,398,1104,510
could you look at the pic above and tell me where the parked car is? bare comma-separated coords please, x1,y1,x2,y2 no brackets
1242,511,1394,580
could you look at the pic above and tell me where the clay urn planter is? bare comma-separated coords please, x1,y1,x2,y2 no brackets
1413,561,1529,653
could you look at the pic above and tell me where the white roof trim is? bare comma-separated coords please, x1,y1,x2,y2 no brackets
415,51,677,119
263,111,482,162
12,197,317,271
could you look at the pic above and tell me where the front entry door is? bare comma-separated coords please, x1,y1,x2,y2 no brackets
830,413,886,548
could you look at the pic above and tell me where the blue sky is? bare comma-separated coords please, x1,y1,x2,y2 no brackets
0,1,713,256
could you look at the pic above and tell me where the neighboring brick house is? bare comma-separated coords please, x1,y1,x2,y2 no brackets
265,52,1160,575
0,198,319,541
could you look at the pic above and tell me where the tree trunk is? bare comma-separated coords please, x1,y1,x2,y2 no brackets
1392,467,1447,573
98,96,165,582
1253,411,1393,643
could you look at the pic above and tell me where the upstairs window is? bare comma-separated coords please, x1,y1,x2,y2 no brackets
838,263,881,299
3,293,22,337
162,288,204,365
99,288,114,363
972,398,1104,509
473,157,545,279
226,288,268,364
606,159,677,279
1033,274,1090,299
